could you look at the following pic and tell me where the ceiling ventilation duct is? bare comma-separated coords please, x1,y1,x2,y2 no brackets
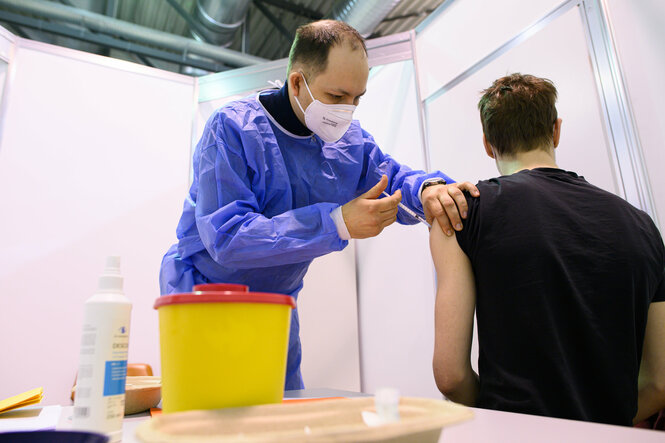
330,0,403,37
193,0,251,47
0,0,265,68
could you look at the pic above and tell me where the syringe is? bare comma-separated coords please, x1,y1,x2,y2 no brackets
382,191,431,228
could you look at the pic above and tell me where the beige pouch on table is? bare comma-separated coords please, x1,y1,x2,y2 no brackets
135,396,473,442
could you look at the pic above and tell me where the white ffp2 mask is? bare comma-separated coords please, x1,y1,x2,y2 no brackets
294,73,356,143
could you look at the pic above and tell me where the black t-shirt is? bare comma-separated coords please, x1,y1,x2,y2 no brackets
455,168,665,426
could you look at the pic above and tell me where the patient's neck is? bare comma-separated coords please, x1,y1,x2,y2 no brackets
495,147,557,176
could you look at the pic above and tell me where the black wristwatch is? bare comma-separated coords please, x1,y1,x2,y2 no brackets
421,178,447,197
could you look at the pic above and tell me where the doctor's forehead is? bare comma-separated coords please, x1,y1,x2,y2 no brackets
316,44,369,93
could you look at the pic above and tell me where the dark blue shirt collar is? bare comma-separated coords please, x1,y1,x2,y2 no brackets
258,83,311,137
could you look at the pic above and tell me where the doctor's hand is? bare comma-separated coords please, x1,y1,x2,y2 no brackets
422,182,479,237
342,175,402,239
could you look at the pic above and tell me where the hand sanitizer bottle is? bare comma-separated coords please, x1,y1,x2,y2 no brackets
73,256,132,442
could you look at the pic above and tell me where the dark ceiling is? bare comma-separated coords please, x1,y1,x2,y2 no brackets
0,0,445,75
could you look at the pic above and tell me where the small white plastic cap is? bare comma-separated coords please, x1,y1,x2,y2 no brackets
374,387,400,422
98,255,123,292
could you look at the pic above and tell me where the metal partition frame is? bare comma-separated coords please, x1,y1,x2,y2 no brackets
0,25,15,145
578,0,656,220
0,24,13,60
417,0,657,222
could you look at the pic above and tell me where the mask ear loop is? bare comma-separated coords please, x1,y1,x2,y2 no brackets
294,71,315,115
299,71,315,101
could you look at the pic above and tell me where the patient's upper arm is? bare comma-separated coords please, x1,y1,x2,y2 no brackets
429,220,476,383
641,301,665,387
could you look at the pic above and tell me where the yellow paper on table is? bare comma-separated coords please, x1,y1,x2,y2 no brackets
0,388,43,415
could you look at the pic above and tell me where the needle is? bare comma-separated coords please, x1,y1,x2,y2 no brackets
382,191,431,228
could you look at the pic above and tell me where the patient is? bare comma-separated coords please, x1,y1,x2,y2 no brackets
429,73,665,426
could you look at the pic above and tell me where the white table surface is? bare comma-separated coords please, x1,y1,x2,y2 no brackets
49,389,665,442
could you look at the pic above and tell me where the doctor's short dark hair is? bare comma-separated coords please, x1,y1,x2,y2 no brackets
287,20,367,77
478,73,558,156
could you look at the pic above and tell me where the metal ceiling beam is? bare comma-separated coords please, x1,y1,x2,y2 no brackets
257,0,323,20
252,0,292,42
382,10,435,23
0,0,267,67
105,0,117,18
241,7,250,53
0,10,231,73
165,0,210,43
4,22,27,38
135,53,154,68
329,0,404,37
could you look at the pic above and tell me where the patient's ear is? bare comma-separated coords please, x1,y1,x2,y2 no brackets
483,134,495,159
553,118,562,148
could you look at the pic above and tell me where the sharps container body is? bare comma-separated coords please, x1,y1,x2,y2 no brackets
154,290,295,413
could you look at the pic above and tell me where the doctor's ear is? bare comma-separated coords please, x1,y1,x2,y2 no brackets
288,71,302,97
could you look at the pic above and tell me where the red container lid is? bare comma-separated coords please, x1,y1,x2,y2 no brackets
193,283,249,292
154,291,296,310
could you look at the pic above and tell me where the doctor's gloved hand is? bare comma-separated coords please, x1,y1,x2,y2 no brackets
342,175,401,239
422,181,479,237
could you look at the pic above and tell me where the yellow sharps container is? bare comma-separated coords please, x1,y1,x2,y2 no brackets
154,287,295,413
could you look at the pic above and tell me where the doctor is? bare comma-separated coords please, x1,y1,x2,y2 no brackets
160,19,478,390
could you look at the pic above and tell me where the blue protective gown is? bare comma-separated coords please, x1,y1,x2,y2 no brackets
160,89,453,390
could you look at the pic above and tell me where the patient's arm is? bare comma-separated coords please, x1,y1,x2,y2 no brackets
634,301,665,424
430,220,479,405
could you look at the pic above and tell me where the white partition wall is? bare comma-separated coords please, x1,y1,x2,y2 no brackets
422,4,617,193
416,0,565,100
417,0,655,216
354,57,440,398
0,34,195,404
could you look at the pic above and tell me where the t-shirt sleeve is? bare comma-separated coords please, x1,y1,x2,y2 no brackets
655,273,665,303
651,221,665,303
454,190,481,261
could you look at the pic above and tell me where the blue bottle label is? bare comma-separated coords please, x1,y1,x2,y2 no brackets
103,360,127,396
